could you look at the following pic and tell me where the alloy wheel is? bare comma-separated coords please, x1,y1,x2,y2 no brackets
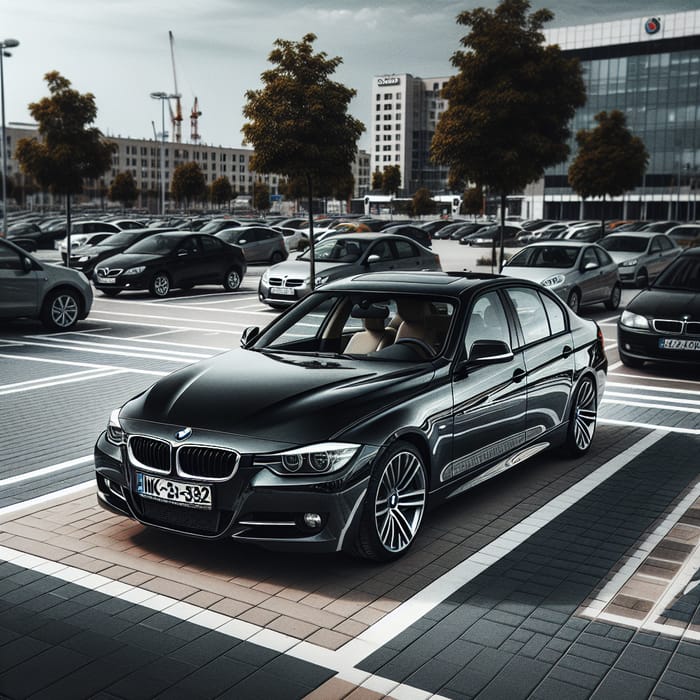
51,293,79,328
572,378,597,452
374,450,426,553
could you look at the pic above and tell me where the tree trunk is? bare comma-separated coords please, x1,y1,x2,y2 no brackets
65,195,72,268
306,174,315,291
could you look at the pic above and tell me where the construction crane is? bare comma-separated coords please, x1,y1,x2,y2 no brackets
168,30,183,143
190,97,202,143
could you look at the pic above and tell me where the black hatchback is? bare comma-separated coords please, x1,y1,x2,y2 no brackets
95,270,607,561
93,231,247,297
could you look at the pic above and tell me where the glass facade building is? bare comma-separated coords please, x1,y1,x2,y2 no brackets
538,11,700,222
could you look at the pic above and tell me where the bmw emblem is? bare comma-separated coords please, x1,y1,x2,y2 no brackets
175,427,192,441
644,17,660,35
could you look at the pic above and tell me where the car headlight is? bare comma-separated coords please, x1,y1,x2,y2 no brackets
106,408,126,446
78,255,93,262
255,443,360,475
620,310,650,329
541,274,566,288
71,236,88,247
261,269,270,284
620,258,639,267
124,266,146,276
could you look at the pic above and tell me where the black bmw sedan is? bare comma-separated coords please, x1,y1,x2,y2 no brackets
95,271,607,561
93,231,247,297
618,247,700,368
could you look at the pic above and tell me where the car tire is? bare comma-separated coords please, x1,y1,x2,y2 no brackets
620,352,644,369
149,272,171,298
604,283,621,310
635,268,649,288
100,289,121,297
40,288,81,331
223,267,242,291
270,251,284,264
564,376,597,457
567,289,581,314
354,440,427,562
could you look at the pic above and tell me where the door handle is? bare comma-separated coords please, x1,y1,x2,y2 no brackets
562,345,573,358
512,368,525,383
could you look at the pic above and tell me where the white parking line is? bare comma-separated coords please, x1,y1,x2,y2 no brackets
68,332,226,351
605,390,700,407
0,456,93,487
602,398,700,414
88,316,244,334
607,381,700,396
0,352,167,377
0,368,129,395
598,418,700,435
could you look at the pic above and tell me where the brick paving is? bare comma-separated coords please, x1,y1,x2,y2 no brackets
1,427,699,698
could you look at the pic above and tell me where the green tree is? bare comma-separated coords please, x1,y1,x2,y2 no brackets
371,168,383,191
210,176,234,209
242,33,365,288
412,187,436,217
108,171,137,211
15,71,116,262
568,109,649,235
381,165,401,196
253,180,271,213
171,162,206,210
431,0,586,269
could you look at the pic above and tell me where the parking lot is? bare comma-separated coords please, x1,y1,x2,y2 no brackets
1,240,699,699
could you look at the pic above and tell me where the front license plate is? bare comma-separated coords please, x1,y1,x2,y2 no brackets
270,286,294,296
96,276,116,284
659,338,700,351
136,472,212,510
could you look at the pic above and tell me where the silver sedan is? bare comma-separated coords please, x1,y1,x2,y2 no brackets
501,241,621,313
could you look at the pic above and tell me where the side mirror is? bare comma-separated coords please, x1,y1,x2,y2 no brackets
177,249,188,256
366,254,381,265
582,261,598,272
238,239,247,245
22,256,33,273
468,339,514,364
240,326,260,348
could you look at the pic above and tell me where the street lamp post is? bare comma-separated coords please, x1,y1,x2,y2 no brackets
150,92,176,217
0,38,19,239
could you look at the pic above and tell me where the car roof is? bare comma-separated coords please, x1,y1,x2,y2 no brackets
605,231,658,238
523,240,592,248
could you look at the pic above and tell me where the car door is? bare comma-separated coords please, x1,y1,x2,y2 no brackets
391,238,427,271
445,290,528,489
577,246,606,303
649,235,679,279
592,246,619,299
237,229,260,262
0,241,40,316
503,286,575,434
197,235,228,282
170,235,202,286
364,239,398,272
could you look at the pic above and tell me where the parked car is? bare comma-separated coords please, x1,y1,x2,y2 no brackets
95,270,607,560
460,224,523,246
214,226,288,264
69,228,176,278
599,231,681,287
273,226,308,252
380,224,432,248
0,237,93,330
4,221,44,251
554,224,605,243
258,233,441,308
666,224,700,249
57,220,124,262
453,222,493,241
618,248,700,368
502,241,621,313
198,218,244,235
93,231,247,298
419,219,454,237
640,221,680,233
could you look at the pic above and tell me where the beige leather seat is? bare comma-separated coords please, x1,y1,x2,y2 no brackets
395,299,434,351
345,317,396,354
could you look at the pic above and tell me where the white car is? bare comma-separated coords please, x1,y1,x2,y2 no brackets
57,220,123,261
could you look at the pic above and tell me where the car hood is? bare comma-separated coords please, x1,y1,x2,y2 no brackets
97,252,164,269
607,251,642,264
501,266,569,283
628,289,700,319
120,348,433,444
267,259,358,279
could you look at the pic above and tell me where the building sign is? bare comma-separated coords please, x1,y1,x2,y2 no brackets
644,17,661,35
377,76,400,87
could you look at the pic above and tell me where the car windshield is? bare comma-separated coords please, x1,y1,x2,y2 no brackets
600,236,649,253
253,292,456,361
125,234,180,255
507,246,579,268
298,237,369,263
99,231,145,247
200,220,235,234
653,256,700,291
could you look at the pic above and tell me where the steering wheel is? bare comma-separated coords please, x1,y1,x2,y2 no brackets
394,337,435,359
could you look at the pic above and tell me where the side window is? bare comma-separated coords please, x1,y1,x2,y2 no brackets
0,243,24,270
370,240,393,261
505,287,551,346
184,237,200,254
649,238,662,253
594,247,613,266
657,236,672,251
200,236,219,253
394,240,418,259
539,291,567,335
464,291,511,356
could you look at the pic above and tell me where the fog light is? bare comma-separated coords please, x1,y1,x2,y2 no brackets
303,513,322,529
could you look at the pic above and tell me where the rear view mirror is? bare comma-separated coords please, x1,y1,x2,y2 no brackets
468,339,513,364
240,326,260,348
366,254,380,265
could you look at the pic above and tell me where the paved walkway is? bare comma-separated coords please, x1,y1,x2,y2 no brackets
1,427,699,698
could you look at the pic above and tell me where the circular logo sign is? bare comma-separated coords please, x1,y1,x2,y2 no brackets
645,17,661,34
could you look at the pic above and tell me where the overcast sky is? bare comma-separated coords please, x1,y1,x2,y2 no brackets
4,1,697,150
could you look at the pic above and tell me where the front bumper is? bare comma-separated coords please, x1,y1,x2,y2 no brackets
94,431,373,553
617,324,700,365
258,277,310,307
93,271,150,293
